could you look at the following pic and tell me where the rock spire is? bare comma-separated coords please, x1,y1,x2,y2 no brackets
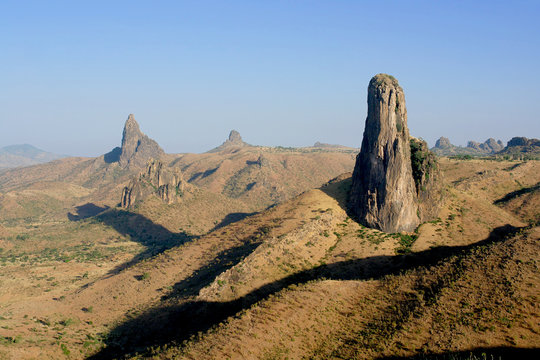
208,130,250,152
349,74,442,232
117,114,164,168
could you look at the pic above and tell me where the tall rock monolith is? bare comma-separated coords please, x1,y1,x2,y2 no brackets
349,74,420,232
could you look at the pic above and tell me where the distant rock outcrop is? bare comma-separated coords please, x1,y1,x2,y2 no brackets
105,114,164,168
434,137,451,149
432,137,504,156
496,137,540,159
121,159,187,208
349,74,442,232
507,137,540,148
349,74,420,232
483,138,504,153
208,130,250,153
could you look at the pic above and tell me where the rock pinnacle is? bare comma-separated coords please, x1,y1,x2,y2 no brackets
349,74,420,232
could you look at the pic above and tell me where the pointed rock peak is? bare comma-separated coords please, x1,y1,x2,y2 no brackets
122,114,142,145
228,130,243,143
126,113,137,125
117,114,164,168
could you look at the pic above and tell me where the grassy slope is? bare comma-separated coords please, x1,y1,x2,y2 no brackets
0,159,538,359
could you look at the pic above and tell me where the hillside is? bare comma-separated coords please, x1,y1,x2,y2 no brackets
0,144,67,169
0,158,538,359
0,117,356,234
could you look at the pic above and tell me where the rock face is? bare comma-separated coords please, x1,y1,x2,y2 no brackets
349,74,420,232
113,114,164,168
121,159,186,208
208,130,250,152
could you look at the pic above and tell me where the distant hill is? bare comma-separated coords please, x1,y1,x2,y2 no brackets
0,144,67,169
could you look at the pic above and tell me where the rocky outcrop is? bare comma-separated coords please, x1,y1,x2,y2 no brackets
410,137,444,222
227,130,243,145
467,141,482,151
432,137,504,156
349,74,420,232
496,137,540,159
434,137,451,149
208,130,250,153
507,137,540,148
121,159,187,208
105,114,164,168
482,138,504,153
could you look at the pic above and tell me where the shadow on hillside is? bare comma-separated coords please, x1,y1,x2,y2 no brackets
103,147,121,163
376,347,539,360
320,175,352,210
88,223,525,360
67,203,110,221
93,209,195,275
494,181,540,204
210,211,258,231
188,167,218,182
162,238,263,300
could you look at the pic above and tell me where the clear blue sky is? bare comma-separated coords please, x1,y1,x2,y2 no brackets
1,0,539,156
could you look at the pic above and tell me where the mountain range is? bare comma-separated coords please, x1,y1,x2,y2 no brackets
432,136,540,159
0,144,67,169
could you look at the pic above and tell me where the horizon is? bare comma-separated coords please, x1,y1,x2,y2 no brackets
0,120,533,158
1,1,539,156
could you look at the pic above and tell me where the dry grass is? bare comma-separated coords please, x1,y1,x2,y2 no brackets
0,158,538,359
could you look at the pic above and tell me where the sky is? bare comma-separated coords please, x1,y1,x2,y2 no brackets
1,0,539,156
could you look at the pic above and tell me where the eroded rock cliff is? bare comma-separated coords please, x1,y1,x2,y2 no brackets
121,159,187,208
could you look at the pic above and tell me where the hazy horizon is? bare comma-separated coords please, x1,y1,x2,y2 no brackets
2,1,539,157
